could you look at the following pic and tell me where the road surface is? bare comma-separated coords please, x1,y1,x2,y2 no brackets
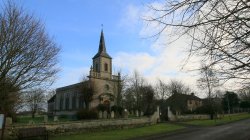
134,119,250,140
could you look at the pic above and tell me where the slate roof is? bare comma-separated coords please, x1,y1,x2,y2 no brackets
167,93,202,102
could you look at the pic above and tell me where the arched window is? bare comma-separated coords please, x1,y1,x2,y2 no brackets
104,63,108,71
60,96,63,110
95,63,99,72
79,96,85,109
105,84,110,91
65,94,69,110
72,94,76,110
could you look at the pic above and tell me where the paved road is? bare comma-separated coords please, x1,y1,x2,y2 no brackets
135,119,250,140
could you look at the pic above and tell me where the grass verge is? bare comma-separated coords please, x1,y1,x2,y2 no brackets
181,113,250,126
50,123,185,140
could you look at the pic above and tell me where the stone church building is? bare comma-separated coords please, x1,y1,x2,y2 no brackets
48,30,120,117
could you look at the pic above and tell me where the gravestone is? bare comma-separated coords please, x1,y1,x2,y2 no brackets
0,114,4,129
44,115,48,123
124,111,128,118
99,111,102,119
136,110,139,117
0,114,4,140
5,117,12,126
28,120,34,125
103,111,107,119
54,116,58,122
140,112,144,116
111,111,115,119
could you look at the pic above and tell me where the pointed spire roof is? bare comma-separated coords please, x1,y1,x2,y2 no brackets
93,30,112,59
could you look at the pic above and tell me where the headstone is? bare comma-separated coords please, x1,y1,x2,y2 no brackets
111,111,115,119
28,120,34,125
5,117,12,126
44,115,48,123
103,111,107,119
124,110,128,118
0,114,4,129
140,112,144,116
54,116,58,122
99,111,103,119
0,114,3,140
136,110,139,117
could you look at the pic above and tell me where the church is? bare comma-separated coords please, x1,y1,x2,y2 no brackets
48,30,120,117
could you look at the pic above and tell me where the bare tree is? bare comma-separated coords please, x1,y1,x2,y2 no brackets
0,2,60,115
24,88,46,118
0,79,20,116
238,88,250,101
79,77,95,110
45,90,56,101
197,64,219,99
167,79,191,95
116,72,128,107
197,64,219,119
146,0,250,86
155,79,169,100
128,70,146,113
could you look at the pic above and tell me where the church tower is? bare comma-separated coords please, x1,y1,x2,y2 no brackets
90,30,112,79
89,30,120,108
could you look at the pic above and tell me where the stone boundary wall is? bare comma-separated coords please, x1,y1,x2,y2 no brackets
176,114,210,121
6,117,151,136
167,107,249,121
6,107,160,138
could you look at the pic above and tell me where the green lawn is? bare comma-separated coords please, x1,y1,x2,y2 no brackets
181,113,250,126
50,123,185,140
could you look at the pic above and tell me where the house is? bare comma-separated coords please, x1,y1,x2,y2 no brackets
48,30,120,117
166,93,202,115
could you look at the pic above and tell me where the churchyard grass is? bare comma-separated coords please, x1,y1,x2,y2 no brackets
181,113,250,126
50,123,185,140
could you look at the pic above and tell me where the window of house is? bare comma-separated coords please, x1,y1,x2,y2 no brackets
104,63,108,71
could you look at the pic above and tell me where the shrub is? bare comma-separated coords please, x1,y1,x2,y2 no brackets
97,104,109,112
77,109,98,120
111,105,123,116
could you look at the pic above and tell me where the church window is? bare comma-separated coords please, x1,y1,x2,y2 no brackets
105,84,110,91
104,63,108,71
65,95,69,110
95,63,99,72
60,96,63,110
72,94,76,110
79,95,85,109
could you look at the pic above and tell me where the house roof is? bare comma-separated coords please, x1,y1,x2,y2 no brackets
56,81,88,92
167,93,202,102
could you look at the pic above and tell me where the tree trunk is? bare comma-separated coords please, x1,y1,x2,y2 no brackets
32,112,35,118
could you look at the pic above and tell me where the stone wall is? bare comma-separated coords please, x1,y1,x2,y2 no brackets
6,107,160,139
175,114,210,121
167,106,210,121
6,116,159,137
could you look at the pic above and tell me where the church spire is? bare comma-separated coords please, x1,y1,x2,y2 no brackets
93,29,112,59
98,29,106,53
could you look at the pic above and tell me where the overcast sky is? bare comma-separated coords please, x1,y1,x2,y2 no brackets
11,0,226,96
